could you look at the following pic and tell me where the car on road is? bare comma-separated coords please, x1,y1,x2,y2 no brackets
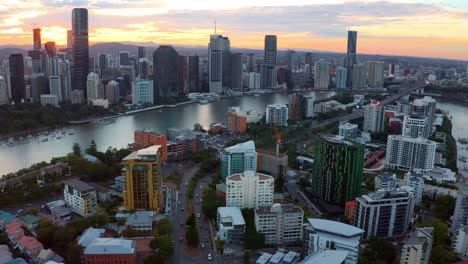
208,253,212,260
17,209,23,214
179,237,183,242
201,243,205,248
197,213,201,218
181,207,184,211
180,222,184,226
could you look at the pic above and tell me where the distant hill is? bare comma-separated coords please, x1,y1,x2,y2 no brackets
0,47,28,62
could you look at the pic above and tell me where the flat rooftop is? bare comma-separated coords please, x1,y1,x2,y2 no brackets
63,179,95,192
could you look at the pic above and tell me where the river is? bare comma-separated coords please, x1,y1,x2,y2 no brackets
1,93,466,177
0,91,336,176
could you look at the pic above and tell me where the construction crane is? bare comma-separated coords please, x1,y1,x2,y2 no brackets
271,116,282,157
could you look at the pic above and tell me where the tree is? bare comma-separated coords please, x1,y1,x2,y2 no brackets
157,219,173,236
158,235,174,257
186,227,199,248
143,254,165,264
421,218,449,246
72,143,81,156
433,194,455,221
86,140,98,156
297,177,311,188
431,245,455,264
193,123,206,132
28,207,39,216
242,209,266,250
202,188,224,219
216,239,225,254
360,237,396,264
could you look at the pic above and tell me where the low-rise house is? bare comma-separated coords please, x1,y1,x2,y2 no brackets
125,211,154,232
0,211,18,228
37,249,64,264
77,227,106,248
6,221,24,242
0,245,13,264
22,214,39,232
83,238,136,264
17,236,43,257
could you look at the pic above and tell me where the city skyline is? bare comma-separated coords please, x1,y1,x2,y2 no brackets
0,1,467,60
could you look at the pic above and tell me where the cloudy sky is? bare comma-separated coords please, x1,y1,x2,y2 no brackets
0,0,467,60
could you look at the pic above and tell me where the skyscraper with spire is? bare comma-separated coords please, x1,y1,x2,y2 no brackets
344,31,357,88
262,35,277,89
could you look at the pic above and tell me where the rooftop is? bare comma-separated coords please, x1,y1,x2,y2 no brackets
364,187,413,201
217,207,246,226
269,252,285,264
77,227,105,247
339,123,358,130
256,203,303,215
226,171,274,182
125,211,154,226
319,134,354,146
84,238,136,255
306,218,364,238
256,252,272,264
404,227,434,247
299,250,348,264
224,140,256,153
63,179,95,192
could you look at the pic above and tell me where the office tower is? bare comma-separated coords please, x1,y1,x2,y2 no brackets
153,45,179,100
28,50,43,74
248,72,261,89
410,96,436,130
314,59,329,89
286,50,297,88
344,31,357,87
9,54,25,104
400,227,433,264
336,67,347,89
222,37,231,89
247,54,255,73
363,100,385,133
303,95,314,118
265,104,289,127
208,35,224,93
58,59,71,101
386,135,436,172
375,172,396,191
230,53,243,91
354,187,415,239
338,123,358,140
118,51,130,67
178,55,188,95
67,30,73,49
0,76,8,105
352,63,367,89
98,54,107,70
137,58,149,80
122,146,162,211
221,140,257,181
44,42,56,57
188,55,199,92
451,182,468,233
403,115,430,138
132,79,153,105
289,93,304,121
33,28,41,50
254,203,303,245
403,172,424,205
106,80,119,103
226,170,274,209
48,56,60,76
312,134,364,205
304,219,364,264
31,73,47,102
367,61,385,88
262,35,277,89
48,76,62,102
86,72,100,101
137,46,145,60
71,89,84,104
71,8,89,97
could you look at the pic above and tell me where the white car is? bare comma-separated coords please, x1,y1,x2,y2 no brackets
197,213,201,218
208,253,212,260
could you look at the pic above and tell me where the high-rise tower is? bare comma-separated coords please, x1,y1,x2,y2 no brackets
345,31,357,88
71,8,89,97
262,35,277,89
208,35,224,94
33,28,41,50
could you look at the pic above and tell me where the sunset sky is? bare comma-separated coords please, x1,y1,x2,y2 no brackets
0,0,467,60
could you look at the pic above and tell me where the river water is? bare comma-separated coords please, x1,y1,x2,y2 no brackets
0,91,336,176
0,93,466,177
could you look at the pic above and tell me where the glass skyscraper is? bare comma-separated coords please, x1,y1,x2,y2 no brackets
71,8,89,97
